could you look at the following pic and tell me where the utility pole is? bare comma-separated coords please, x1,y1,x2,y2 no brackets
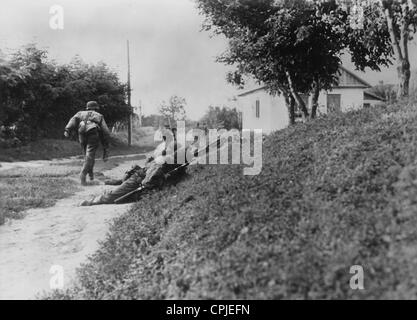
127,40,132,147
138,100,142,127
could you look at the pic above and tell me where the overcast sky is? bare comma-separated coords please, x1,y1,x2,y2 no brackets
0,0,415,120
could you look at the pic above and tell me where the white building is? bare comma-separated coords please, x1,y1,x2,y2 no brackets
237,66,384,133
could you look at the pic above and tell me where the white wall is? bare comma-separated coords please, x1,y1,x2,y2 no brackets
238,90,288,133
238,87,365,133
270,95,289,132
317,88,365,114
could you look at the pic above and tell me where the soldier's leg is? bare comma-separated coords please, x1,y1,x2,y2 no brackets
87,142,98,180
103,165,143,186
79,142,88,185
81,171,145,206
81,143,87,156
80,132,99,184
79,133,87,155
104,179,124,186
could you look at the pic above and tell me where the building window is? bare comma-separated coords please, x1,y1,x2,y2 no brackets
255,99,260,118
327,94,341,113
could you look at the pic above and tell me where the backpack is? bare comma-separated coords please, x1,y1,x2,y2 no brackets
78,111,101,136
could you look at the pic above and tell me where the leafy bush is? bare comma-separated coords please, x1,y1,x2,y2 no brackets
48,100,417,299
0,44,130,142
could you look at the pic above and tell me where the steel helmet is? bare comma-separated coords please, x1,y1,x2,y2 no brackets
86,101,99,110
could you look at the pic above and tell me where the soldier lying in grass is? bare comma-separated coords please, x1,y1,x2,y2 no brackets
79,145,194,206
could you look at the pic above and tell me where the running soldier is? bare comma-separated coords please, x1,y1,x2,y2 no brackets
64,101,111,185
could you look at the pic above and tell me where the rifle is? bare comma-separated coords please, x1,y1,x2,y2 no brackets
113,138,222,204
113,161,193,204
114,185,146,204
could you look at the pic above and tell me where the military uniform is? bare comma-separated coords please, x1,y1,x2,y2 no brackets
64,101,110,185
83,165,148,205
80,151,188,206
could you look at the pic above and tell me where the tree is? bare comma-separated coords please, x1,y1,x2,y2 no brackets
200,106,242,130
370,80,398,103
340,0,417,98
141,114,166,127
0,62,22,127
410,69,417,96
159,95,187,128
0,44,130,142
197,0,392,124
378,0,416,98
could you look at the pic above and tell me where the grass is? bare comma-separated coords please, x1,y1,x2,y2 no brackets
0,139,82,162
0,163,82,222
0,127,156,163
0,177,79,221
47,100,417,299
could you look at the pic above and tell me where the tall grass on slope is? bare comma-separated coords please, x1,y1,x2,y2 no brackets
48,101,417,299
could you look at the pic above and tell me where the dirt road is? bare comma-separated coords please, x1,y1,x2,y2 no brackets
0,157,146,300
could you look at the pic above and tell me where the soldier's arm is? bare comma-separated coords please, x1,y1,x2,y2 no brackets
123,165,142,181
142,164,165,188
64,112,80,135
100,116,111,149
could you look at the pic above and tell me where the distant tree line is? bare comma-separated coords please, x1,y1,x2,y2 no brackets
140,104,241,131
0,44,130,144
199,106,241,130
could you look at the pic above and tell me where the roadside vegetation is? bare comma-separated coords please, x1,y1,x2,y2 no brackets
0,139,81,162
0,176,79,222
0,164,81,223
45,100,417,299
0,44,130,145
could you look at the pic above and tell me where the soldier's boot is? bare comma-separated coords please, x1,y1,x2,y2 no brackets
80,199,92,206
80,195,106,206
80,173,88,186
88,171,94,181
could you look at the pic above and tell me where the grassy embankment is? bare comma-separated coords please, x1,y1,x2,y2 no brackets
0,128,156,224
48,100,417,299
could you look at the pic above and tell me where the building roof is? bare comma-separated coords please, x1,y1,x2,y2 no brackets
336,66,372,88
237,66,371,97
364,91,385,101
237,86,268,97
